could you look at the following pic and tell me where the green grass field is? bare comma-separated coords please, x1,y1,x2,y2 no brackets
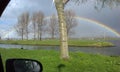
0,48,120,72
0,39,114,47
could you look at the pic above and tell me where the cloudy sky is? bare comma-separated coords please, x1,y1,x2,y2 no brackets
0,0,120,38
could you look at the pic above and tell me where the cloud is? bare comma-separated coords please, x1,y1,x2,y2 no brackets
0,0,120,38
66,1,120,33
1,0,56,19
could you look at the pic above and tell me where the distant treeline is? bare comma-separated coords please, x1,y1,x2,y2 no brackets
14,9,78,40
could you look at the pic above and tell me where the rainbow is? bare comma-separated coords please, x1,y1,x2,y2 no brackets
3,16,120,38
2,29,15,38
46,16,120,37
74,16,120,37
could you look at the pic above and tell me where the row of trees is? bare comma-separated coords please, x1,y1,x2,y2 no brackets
15,9,78,40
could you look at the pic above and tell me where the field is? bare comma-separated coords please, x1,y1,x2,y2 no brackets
0,39,114,47
0,48,120,72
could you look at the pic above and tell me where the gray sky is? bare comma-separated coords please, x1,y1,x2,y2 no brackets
0,0,120,38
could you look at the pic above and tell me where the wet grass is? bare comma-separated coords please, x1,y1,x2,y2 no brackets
0,48,120,72
0,39,114,47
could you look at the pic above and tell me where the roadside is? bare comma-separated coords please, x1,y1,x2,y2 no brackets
0,48,120,72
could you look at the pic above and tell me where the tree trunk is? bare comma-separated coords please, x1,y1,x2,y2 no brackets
55,0,69,60
33,22,36,40
26,29,29,40
22,29,23,40
40,30,42,41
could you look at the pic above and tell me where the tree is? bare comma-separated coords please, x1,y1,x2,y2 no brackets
31,11,47,40
54,0,70,60
65,9,78,38
95,0,120,9
15,12,29,40
31,12,37,40
23,12,29,40
48,14,59,39
15,15,25,40
71,0,120,8
35,11,45,40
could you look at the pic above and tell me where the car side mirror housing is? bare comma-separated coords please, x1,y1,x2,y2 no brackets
6,59,43,72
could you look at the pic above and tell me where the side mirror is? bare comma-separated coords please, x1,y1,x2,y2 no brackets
6,59,43,72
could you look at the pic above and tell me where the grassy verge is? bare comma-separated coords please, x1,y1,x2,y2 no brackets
0,48,120,72
0,39,114,47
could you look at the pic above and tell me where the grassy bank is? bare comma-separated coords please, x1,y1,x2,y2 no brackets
0,40,114,47
0,48,120,72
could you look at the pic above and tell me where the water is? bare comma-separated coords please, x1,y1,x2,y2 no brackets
0,40,120,56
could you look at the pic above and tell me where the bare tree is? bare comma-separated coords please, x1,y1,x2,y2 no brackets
35,11,45,40
65,10,78,38
31,11,47,40
23,12,29,40
31,12,37,40
94,0,120,10
47,14,59,39
71,0,120,8
15,12,29,40
15,16,25,40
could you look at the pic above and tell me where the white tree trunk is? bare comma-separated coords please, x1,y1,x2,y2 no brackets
55,0,69,60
